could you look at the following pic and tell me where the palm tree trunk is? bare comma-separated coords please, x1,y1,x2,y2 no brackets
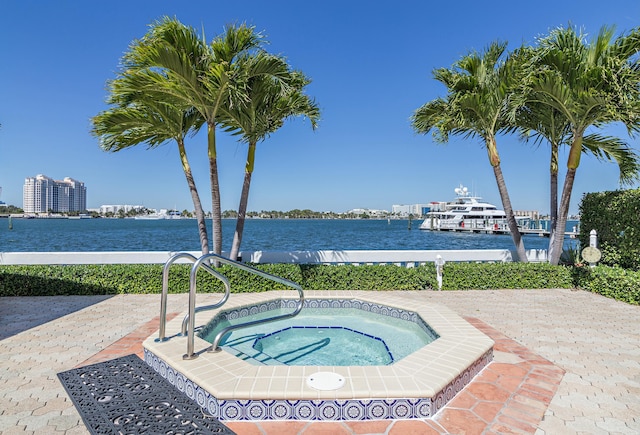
549,173,558,239
549,167,576,265
549,145,559,243
208,123,223,257
550,135,582,265
547,169,558,263
492,164,528,262
230,142,257,261
486,136,527,262
230,172,252,261
178,141,209,255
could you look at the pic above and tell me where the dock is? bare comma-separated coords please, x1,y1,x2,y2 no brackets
427,227,579,238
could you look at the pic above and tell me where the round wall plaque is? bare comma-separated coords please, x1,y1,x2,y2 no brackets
581,246,602,263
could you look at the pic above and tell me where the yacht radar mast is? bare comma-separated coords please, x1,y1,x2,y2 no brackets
454,185,470,197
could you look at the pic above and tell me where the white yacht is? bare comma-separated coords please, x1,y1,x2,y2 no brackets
419,185,520,233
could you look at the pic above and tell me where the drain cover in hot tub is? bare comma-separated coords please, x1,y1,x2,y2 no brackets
306,372,346,391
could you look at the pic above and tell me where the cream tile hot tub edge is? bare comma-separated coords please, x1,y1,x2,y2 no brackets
143,291,494,401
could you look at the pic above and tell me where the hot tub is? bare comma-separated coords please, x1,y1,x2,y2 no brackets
143,291,493,422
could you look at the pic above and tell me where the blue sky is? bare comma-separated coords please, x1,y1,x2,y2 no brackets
1,1,639,214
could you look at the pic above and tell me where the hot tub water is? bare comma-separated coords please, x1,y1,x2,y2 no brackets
199,304,438,366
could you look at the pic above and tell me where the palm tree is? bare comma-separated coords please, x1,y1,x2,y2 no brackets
91,77,210,255
411,41,528,262
514,98,640,247
119,18,283,257
521,25,640,265
222,64,320,260
510,83,570,238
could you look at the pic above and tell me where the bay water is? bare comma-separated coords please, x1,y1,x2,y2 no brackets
0,217,579,253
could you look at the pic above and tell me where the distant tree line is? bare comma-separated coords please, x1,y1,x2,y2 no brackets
0,204,23,214
0,204,390,220
221,209,387,219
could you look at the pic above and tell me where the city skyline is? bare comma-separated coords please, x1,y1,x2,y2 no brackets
1,1,639,215
2,177,545,216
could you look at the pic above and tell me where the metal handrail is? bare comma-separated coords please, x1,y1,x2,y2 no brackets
180,266,231,337
183,253,304,360
157,252,230,342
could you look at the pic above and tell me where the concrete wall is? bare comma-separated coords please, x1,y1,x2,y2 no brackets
0,249,548,266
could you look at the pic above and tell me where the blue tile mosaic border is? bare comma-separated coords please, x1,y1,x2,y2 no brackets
198,298,439,343
143,347,493,422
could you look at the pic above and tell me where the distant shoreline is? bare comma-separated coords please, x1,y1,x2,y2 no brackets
0,214,412,221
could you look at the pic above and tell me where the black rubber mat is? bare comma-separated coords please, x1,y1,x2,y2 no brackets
57,354,235,435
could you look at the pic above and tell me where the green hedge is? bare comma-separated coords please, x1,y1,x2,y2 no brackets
299,264,436,290
576,265,640,305
4,262,640,305
0,263,306,296
441,262,573,290
579,188,640,270
0,262,576,297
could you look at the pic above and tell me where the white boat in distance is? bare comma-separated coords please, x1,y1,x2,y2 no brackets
133,210,182,220
419,185,526,233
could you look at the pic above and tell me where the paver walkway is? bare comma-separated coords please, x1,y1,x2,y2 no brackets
78,313,564,434
1,289,639,434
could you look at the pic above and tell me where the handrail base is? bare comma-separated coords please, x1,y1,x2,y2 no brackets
183,353,198,360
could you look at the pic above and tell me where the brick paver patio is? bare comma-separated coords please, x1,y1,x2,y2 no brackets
1,289,639,434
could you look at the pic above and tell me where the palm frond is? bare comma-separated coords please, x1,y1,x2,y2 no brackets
582,133,640,185
220,58,319,145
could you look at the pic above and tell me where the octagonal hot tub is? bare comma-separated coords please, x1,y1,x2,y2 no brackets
143,291,494,422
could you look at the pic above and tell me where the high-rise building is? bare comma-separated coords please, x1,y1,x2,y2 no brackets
23,175,86,213
392,204,431,217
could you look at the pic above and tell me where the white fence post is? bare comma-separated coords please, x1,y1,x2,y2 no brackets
435,255,445,291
